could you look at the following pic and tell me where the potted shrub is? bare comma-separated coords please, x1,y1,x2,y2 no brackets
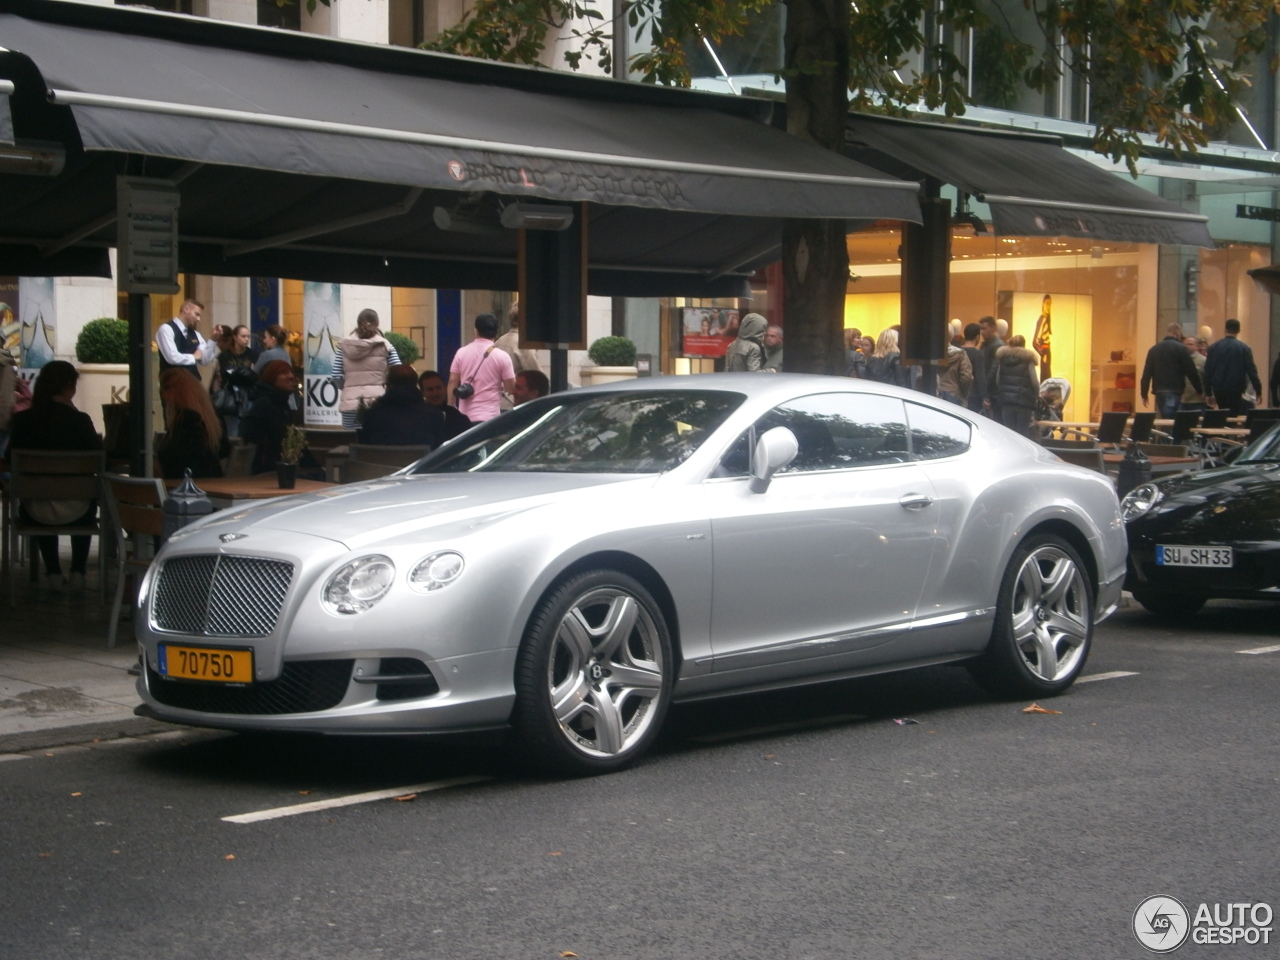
383,330,420,366
74,317,130,436
276,424,308,489
581,336,638,386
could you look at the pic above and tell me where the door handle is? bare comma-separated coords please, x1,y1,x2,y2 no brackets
899,493,934,510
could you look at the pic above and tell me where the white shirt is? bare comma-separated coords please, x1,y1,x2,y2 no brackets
156,318,215,369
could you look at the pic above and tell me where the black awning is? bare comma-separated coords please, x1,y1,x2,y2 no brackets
846,114,1214,247
0,2,918,223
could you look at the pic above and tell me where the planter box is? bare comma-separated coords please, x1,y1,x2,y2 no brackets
579,365,638,387
76,362,129,436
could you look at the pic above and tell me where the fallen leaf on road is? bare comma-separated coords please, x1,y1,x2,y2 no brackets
298,790,311,796
1022,703,1062,715
549,851,563,857
37,853,51,858
560,953,578,958
224,854,236,861
44,753,53,757
394,794,418,802
70,792,82,797
763,753,776,759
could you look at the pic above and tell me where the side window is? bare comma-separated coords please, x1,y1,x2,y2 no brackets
906,401,971,460
715,393,909,475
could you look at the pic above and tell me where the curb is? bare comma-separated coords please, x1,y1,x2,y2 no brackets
0,717,191,755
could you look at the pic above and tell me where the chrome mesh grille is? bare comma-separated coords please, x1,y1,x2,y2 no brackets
153,555,294,637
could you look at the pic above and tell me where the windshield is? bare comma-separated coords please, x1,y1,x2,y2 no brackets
1238,421,1280,463
411,390,746,474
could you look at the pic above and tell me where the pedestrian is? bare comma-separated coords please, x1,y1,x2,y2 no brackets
418,370,473,440
242,360,313,474
333,309,401,430
937,340,973,407
961,322,987,414
863,328,908,386
1180,336,1207,411
7,360,101,591
762,324,784,372
512,369,550,406
994,334,1040,437
156,298,216,381
1270,348,1280,408
252,324,292,375
724,312,767,372
360,364,445,447
449,313,515,422
1203,318,1262,416
210,324,259,438
978,315,1004,419
157,367,227,480
1140,322,1202,418
844,328,865,377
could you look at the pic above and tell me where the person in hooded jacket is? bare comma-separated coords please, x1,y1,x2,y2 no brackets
332,309,401,429
360,365,448,448
724,313,768,372
994,334,1040,437
937,341,974,406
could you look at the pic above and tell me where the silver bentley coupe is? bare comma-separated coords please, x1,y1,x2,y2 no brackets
136,374,1126,774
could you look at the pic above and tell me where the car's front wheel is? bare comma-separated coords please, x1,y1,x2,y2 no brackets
968,534,1094,699
512,569,673,775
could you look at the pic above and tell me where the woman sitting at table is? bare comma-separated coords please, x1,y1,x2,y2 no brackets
157,368,228,480
241,360,320,476
7,360,101,590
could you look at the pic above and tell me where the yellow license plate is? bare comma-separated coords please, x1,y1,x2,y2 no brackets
159,644,254,683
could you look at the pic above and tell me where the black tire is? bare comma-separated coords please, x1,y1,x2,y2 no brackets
511,569,673,776
1131,589,1206,618
967,534,1094,699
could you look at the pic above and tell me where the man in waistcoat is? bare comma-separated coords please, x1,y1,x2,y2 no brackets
157,298,215,381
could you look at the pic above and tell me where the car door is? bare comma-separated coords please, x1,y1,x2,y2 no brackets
705,391,942,674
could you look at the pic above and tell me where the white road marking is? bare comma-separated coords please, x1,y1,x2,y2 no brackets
222,775,491,824
1237,644,1280,655
691,713,866,744
1075,671,1139,683
0,754,32,763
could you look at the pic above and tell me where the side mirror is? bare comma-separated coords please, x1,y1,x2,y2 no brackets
749,426,798,493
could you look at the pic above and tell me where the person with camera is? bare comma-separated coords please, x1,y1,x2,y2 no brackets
448,313,515,423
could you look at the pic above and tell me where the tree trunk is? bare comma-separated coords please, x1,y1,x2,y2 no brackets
781,0,851,375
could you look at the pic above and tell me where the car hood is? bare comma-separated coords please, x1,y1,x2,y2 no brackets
175,472,652,549
1138,462,1280,536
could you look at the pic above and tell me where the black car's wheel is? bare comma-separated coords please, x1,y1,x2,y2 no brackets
512,569,673,775
1131,589,1206,618
968,534,1094,699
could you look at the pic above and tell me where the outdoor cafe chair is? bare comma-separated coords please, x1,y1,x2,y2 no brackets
1093,411,1129,449
1128,412,1157,443
100,473,166,648
6,449,106,605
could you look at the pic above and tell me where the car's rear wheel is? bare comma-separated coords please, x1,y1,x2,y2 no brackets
968,534,1093,699
1131,589,1206,618
512,569,672,775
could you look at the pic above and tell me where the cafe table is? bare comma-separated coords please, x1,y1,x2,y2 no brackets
165,475,338,509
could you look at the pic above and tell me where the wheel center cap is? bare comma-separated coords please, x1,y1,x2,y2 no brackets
1035,606,1048,622
588,663,605,681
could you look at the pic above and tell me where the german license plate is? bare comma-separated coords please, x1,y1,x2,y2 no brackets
1156,545,1233,568
158,644,253,683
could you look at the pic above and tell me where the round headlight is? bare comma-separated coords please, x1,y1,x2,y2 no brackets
1120,482,1163,522
324,555,395,615
409,551,465,592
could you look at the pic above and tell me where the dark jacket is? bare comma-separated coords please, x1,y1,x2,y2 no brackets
1204,335,1262,397
158,409,227,480
359,384,447,448
981,336,1005,401
864,352,909,387
241,381,301,474
962,345,986,401
10,400,101,452
994,345,1040,409
1271,352,1280,407
1141,336,1201,398
724,313,767,372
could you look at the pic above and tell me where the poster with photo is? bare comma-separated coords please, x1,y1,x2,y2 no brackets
0,277,19,363
18,277,55,385
681,307,740,358
302,281,341,426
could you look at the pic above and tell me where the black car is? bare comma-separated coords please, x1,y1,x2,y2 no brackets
1121,422,1280,616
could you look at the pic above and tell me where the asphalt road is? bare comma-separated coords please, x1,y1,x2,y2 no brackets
2,599,1278,960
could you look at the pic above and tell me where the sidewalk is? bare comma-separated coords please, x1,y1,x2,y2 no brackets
0,574,175,753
